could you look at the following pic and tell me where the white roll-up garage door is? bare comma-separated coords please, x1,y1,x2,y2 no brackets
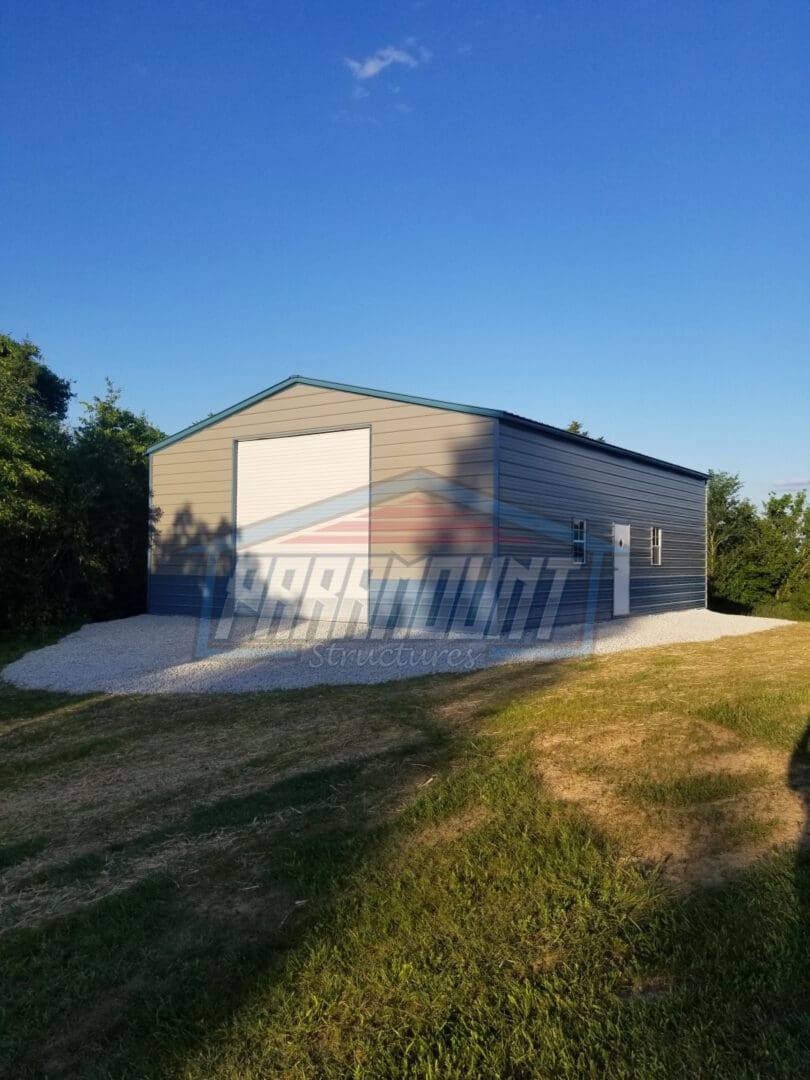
234,427,370,637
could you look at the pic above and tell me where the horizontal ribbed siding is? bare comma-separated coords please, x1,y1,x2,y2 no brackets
149,383,705,628
498,422,706,618
150,383,496,616
149,574,231,617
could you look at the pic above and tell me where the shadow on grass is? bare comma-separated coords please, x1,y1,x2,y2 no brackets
4,652,810,1077
610,717,810,1077
1,663,528,1080
0,740,451,1078
789,717,810,1030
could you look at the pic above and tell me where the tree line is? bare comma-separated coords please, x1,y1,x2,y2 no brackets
1,333,164,628
707,471,809,618
1,333,808,629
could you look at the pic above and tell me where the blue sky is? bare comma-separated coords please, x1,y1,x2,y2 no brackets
2,0,808,503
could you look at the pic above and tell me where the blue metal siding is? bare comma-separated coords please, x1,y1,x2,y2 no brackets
147,381,706,629
149,574,231,618
498,420,706,619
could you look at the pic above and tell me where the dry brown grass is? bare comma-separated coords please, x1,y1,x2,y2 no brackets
535,721,805,888
0,688,432,931
523,624,810,888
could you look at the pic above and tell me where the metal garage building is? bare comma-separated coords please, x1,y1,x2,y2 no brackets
146,376,707,638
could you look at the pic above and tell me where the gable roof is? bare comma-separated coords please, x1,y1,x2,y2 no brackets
146,374,708,480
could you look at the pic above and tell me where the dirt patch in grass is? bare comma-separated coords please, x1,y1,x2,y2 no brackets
534,714,809,890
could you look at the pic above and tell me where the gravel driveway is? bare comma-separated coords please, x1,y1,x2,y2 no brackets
2,609,791,695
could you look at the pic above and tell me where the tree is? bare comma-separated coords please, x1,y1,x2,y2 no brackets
707,472,752,579
0,334,72,419
760,491,810,603
0,335,70,525
0,333,165,628
707,471,810,614
67,382,165,617
566,420,606,442
706,471,762,608
0,336,72,624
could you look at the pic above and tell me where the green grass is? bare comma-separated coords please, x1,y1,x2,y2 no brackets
0,835,50,872
0,624,89,728
2,623,810,1078
0,733,128,789
753,600,810,622
709,599,810,623
622,770,768,808
0,624,82,667
720,814,780,847
698,688,810,750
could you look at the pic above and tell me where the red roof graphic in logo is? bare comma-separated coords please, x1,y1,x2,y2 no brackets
277,492,532,548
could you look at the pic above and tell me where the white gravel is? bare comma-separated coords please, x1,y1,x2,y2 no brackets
2,609,792,695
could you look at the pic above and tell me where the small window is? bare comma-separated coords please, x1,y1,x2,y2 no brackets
651,526,662,566
572,519,587,564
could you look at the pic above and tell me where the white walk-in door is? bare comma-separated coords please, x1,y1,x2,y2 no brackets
234,428,370,636
612,523,631,617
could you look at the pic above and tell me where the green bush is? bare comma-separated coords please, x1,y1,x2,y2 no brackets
707,471,810,619
0,335,163,628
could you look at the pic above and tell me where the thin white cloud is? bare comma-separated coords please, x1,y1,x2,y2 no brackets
344,42,430,82
775,478,810,490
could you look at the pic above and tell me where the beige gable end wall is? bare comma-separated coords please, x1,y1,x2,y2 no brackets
150,383,496,584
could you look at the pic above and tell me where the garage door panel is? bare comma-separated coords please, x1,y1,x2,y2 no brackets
234,428,370,634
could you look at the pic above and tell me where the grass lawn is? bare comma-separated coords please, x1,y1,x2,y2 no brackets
755,604,810,623
2,623,810,1078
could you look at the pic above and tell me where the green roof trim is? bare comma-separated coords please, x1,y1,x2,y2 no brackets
146,374,708,480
